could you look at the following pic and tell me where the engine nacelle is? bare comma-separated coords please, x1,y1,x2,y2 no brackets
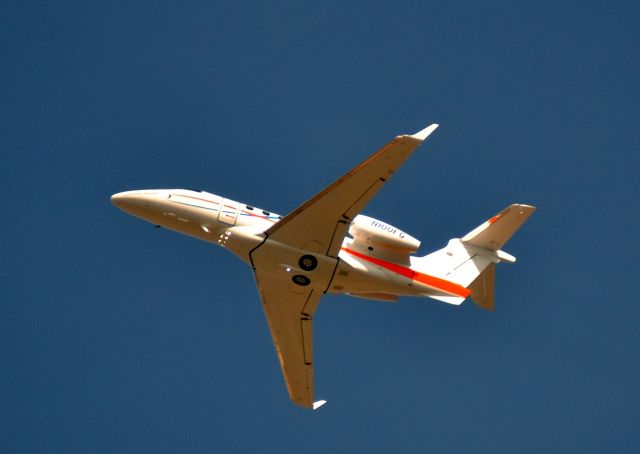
348,215,420,253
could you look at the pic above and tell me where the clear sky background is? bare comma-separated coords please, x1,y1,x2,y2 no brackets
2,1,639,452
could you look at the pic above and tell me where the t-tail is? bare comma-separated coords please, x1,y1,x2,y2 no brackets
410,204,536,310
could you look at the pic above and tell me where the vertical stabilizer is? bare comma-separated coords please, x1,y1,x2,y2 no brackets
469,263,495,311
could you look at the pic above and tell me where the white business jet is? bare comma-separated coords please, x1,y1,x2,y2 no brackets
111,124,535,410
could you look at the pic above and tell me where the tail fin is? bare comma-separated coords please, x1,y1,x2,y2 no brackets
411,204,535,309
468,263,495,311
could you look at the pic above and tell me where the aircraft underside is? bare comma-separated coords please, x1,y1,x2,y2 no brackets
112,123,535,408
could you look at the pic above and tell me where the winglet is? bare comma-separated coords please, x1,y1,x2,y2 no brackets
409,123,439,141
312,400,327,410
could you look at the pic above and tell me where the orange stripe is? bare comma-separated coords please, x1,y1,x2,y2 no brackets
341,247,470,298
488,215,501,224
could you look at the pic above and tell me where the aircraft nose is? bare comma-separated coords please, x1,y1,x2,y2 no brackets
110,192,130,208
111,190,170,212
110,191,145,211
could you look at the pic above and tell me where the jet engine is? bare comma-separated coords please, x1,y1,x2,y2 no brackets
348,215,420,262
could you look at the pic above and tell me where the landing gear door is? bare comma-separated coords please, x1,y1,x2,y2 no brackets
217,198,240,225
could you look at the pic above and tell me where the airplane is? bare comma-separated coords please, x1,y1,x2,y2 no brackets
111,123,535,410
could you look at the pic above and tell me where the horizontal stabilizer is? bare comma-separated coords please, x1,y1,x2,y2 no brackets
461,204,536,251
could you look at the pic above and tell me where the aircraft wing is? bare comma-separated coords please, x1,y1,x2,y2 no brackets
265,124,439,257
253,269,323,408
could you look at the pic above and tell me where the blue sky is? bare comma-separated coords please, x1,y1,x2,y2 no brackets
2,1,639,452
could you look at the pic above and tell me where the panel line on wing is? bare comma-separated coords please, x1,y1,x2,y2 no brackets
344,179,384,217
323,257,342,294
325,220,350,257
301,289,316,317
248,234,269,270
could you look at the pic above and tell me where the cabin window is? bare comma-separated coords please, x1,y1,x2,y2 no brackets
246,205,254,210
262,210,270,216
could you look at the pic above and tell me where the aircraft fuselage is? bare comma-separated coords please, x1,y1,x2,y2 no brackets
111,188,450,300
